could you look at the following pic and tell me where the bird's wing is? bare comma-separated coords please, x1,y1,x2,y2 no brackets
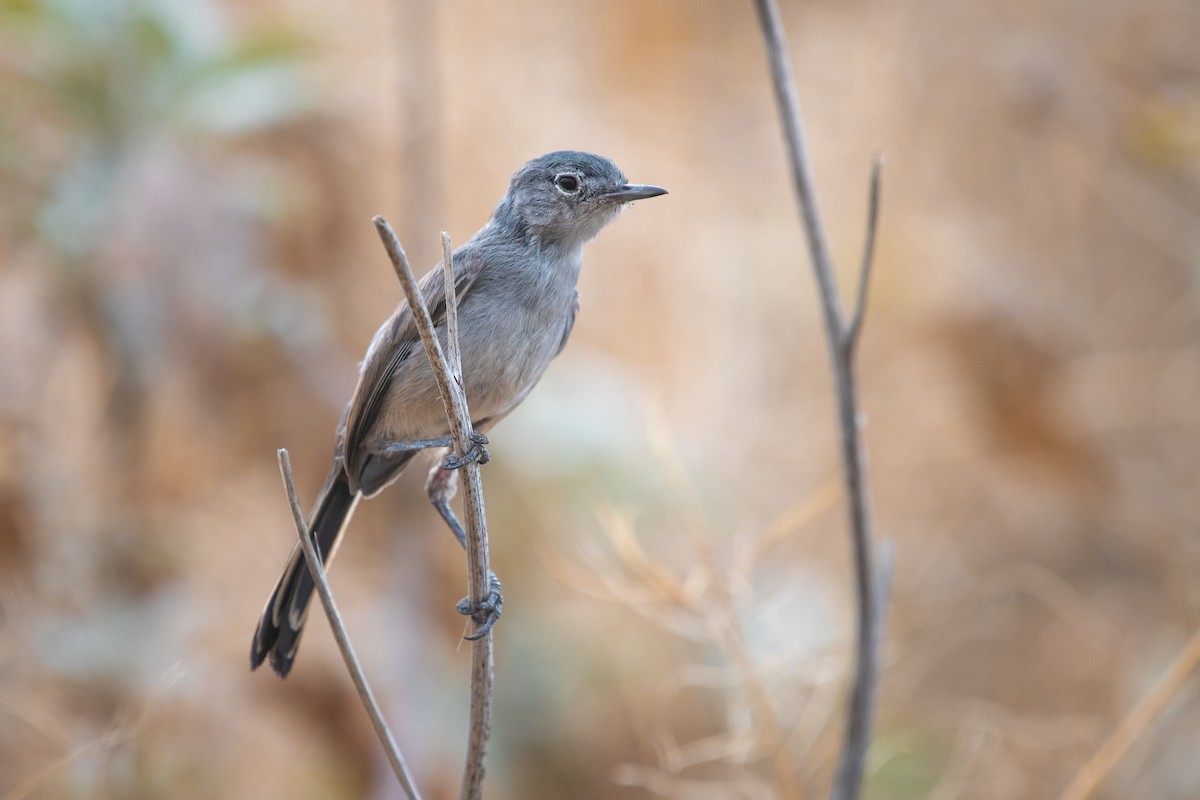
340,247,486,487
555,290,580,358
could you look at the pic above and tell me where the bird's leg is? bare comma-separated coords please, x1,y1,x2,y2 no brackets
441,431,490,470
426,460,467,549
378,430,488,464
377,435,457,455
425,461,502,639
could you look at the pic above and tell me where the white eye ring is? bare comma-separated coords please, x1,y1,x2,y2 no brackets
552,173,582,195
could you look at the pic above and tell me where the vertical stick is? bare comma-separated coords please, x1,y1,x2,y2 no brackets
751,2,890,799
441,231,494,800
372,217,494,800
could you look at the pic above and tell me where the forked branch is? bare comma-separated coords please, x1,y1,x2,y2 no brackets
752,2,891,799
278,217,497,800
372,217,494,800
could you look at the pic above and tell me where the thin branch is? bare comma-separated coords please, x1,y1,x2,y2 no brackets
441,232,462,380
371,216,494,800
845,153,883,352
1057,626,1200,800
827,363,883,800
441,230,495,800
753,0,843,336
752,2,888,799
276,448,423,800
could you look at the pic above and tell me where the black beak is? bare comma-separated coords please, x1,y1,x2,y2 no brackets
603,183,668,202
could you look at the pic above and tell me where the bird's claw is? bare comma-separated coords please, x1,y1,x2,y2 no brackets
457,572,503,640
442,432,490,470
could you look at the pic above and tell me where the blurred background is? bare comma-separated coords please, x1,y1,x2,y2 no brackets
1,0,1198,798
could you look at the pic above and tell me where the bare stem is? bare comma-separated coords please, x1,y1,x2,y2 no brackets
753,0,843,337
371,216,494,800
441,232,463,381
845,153,883,351
276,448,423,800
752,2,889,799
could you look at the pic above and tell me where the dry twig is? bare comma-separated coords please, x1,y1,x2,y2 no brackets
752,2,891,798
276,448,423,800
277,217,498,800
372,218,494,800
540,424,855,796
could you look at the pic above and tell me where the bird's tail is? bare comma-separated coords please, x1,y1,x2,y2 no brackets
250,465,359,677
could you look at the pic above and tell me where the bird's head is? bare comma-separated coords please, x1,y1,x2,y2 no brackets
499,151,667,246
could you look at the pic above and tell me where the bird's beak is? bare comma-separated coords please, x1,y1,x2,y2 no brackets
603,183,668,202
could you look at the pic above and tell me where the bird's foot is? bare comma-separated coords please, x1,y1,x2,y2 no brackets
442,432,490,470
456,571,503,640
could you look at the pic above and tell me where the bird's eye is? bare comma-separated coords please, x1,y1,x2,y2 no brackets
553,173,581,194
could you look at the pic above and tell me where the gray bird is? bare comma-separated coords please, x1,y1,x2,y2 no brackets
251,151,667,676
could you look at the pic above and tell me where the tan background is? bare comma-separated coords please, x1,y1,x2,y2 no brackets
1,0,1198,798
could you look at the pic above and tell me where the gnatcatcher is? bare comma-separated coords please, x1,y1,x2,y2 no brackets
251,151,667,676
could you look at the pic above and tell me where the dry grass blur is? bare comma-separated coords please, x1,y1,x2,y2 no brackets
2,1,1199,799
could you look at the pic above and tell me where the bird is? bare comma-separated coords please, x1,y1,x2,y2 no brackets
250,151,667,677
